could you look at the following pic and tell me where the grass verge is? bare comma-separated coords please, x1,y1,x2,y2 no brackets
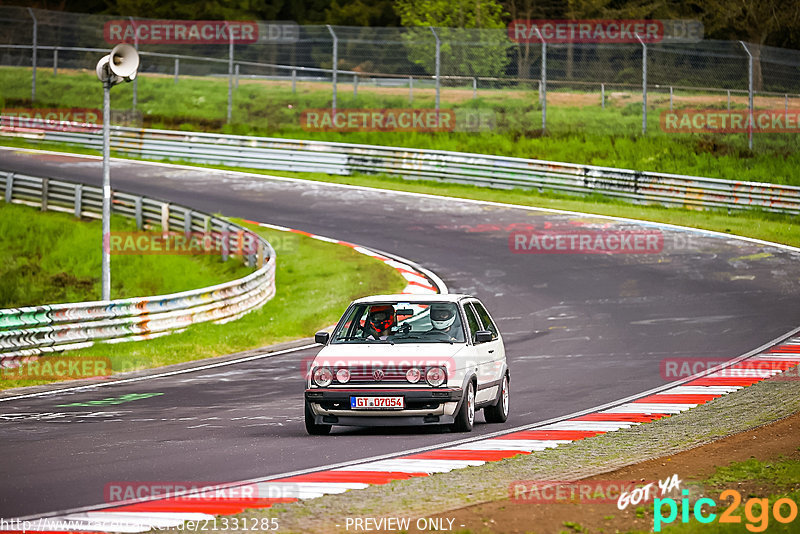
0,220,408,391
0,202,251,306
2,67,800,184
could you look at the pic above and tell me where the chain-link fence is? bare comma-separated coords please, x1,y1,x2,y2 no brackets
2,6,800,149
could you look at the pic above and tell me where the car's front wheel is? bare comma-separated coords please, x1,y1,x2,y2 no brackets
484,375,509,423
305,401,331,435
451,381,475,432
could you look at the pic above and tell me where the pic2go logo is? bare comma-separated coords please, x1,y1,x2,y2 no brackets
654,489,799,532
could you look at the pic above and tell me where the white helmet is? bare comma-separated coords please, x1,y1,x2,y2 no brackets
430,303,456,330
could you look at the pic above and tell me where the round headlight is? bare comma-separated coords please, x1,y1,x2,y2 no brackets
313,367,333,387
406,367,421,384
336,368,351,384
425,366,446,387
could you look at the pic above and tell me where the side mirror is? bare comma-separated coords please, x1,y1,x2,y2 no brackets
314,331,330,345
475,330,493,344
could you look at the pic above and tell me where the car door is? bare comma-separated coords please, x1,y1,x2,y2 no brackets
471,300,505,403
463,300,497,404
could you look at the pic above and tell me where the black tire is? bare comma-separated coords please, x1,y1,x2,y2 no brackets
451,380,475,432
484,375,509,423
305,401,331,435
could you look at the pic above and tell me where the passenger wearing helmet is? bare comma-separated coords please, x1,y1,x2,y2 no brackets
426,303,458,339
366,305,395,340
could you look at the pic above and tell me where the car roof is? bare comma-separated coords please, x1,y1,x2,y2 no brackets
353,293,473,304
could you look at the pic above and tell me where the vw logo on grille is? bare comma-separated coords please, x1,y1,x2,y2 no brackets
372,369,384,381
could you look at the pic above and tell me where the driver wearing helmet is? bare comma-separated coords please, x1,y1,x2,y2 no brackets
366,305,395,340
427,303,457,338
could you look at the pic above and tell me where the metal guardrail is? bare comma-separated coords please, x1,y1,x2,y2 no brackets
3,119,799,215
0,170,276,363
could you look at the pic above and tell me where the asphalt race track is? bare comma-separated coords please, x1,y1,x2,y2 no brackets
1,149,799,518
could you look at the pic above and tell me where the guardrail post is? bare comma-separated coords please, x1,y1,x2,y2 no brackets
184,208,192,236
327,25,338,114
53,48,58,76
161,203,170,237
27,8,37,102
740,41,754,150
601,83,605,109
41,178,49,212
74,183,83,218
220,222,229,262
134,196,142,229
174,58,179,84
353,74,358,98
636,33,647,135
5,173,14,204
257,238,264,268
430,27,440,113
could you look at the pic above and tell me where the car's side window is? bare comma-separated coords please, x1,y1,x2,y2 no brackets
472,301,498,340
463,303,482,342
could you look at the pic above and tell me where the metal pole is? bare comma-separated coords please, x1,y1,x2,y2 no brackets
785,93,788,122
669,86,673,112
227,22,234,124
636,33,647,135
174,57,179,84
129,17,138,112
430,27,440,113
291,68,296,93
235,63,239,90
28,8,37,102
534,27,546,132
353,74,358,97
740,41,753,150
601,83,605,109
409,76,413,104
727,89,731,112
473,77,477,99
327,25,337,114
53,48,58,76
101,81,111,301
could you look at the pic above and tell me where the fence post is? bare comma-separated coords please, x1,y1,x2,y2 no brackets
636,33,647,135
533,27,546,132
128,16,139,112
353,74,358,97
430,27,441,113
4,173,13,204
740,41,754,151
473,77,477,99
601,83,605,109
327,25,338,114
785,93,788,121
409,76,413,104
174,57,179,84
227,22,234,124
727,89,731,112
669,86,673,112
235,63,240,90
27,8,37,102
74,184,83,218
53,48,58,76
292,68,297,93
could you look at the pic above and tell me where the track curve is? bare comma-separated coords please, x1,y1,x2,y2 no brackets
1,148,799,518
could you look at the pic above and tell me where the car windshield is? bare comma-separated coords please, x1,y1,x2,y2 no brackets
331,301,466,344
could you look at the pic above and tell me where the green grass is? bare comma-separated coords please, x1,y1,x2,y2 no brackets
0,221,407,390
0,202,250,306
2,66,800,185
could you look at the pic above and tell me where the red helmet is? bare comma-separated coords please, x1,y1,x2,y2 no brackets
368,305,395,333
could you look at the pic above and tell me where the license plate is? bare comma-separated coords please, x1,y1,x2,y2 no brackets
350,396,405,410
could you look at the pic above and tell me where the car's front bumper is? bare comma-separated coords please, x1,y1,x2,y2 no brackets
305,387,462,426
